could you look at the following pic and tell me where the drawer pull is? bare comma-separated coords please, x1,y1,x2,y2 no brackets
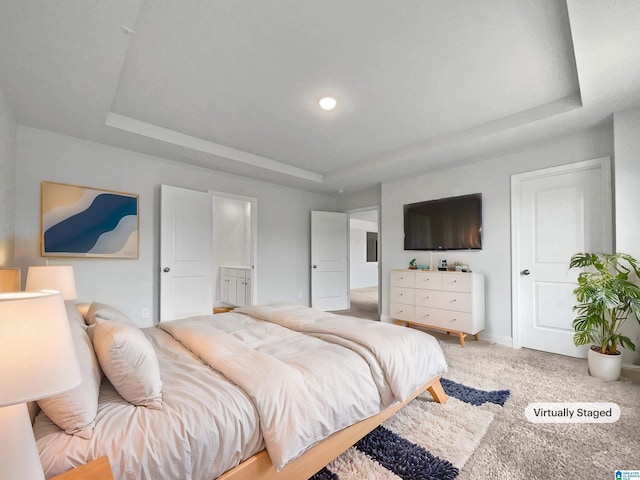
450,318,457,322
450,299,456,303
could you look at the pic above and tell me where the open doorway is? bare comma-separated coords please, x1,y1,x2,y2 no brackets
335,207,380,320
209,191,258,309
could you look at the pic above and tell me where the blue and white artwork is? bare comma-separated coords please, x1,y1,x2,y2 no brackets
41,181,139,258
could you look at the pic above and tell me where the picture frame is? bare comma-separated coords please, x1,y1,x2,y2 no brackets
41,181,139,258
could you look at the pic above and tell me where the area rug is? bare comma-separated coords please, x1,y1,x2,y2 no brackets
309,378,510,480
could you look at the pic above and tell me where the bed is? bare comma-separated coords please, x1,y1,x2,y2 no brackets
34,303,448,480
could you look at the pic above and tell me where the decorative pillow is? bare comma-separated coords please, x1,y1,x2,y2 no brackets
37,314,102,439
86,302,132,326
65,301,86,328
92,319,163,409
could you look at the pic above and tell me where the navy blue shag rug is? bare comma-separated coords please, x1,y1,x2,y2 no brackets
309,378,510,480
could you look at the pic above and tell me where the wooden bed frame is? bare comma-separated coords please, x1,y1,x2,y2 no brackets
218,376,447,480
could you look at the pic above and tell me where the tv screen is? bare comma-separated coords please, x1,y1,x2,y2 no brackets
403,193,482,250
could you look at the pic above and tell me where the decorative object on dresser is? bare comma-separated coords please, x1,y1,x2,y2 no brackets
390,269,485,346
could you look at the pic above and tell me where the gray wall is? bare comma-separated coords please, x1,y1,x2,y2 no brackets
380,124,615,345
0,84,16,266
14,126,336,326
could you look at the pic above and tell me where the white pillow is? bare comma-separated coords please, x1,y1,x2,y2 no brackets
65,301,86,328
86,302,132,326
37,314,102,439
93,319,163,409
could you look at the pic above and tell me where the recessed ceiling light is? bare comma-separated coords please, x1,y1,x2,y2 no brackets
318,96,337,111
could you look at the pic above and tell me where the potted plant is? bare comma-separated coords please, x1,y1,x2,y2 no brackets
570,252,640,380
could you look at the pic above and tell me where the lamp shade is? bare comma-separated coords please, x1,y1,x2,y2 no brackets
0,268,20,292
25,265,77,301
0,291,81,407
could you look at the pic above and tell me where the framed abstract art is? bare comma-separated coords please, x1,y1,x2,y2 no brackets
41,181,139,258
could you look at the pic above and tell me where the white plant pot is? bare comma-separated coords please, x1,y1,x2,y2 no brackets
587,347,622,381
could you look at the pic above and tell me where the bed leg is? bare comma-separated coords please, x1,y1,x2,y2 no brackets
427,379,448,403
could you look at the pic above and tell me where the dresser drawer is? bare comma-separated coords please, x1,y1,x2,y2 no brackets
390,270,415,288
442,273,472,293
390,287,415,305
415,290,471,312
414,306,473,332
389,303,415,322
415,272,442,290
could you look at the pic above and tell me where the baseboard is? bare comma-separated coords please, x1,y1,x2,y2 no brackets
478,333,513,347
621,364,640,384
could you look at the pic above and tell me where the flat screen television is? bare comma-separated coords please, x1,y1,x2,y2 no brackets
403,193,482,250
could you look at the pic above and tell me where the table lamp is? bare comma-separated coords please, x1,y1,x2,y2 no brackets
0,291,81,480
0,268,20,292
25,265,77,301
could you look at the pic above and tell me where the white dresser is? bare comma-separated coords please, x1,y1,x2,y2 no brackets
389,269,484,346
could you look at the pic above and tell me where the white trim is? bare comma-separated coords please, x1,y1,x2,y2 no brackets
106,112,324,183
510,157,612,352
480,333,513,347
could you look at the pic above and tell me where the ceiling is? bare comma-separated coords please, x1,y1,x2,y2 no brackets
1,0,639,194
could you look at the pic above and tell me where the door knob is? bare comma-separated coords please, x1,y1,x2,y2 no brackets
163,267,170,273
521,269,530,275
313,265,318,269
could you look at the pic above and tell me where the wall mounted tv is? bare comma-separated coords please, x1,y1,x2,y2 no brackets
403,193,482,250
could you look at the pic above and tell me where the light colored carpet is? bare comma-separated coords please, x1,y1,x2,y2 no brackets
433,331,640,479
331,307,640,478
334,287,379,321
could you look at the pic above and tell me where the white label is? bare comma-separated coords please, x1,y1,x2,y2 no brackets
525,402,620,423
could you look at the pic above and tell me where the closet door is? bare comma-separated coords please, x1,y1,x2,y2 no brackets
160,185,213,322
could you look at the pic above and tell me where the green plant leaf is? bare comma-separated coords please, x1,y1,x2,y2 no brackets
569,251,640,353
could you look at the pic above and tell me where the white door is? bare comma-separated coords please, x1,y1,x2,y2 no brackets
512,158,612,357
311,211,349,311
160,185,213,322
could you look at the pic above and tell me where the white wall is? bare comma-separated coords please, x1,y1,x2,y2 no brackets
0,84,16,266
213,196,251,268
336,184,381,212
350,218,378,288
613,107,640,366
14,127,336,326
381,124,614,345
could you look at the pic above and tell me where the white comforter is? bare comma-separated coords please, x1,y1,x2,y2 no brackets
35,305,447,479
159,304,447,470
35,327,264,480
